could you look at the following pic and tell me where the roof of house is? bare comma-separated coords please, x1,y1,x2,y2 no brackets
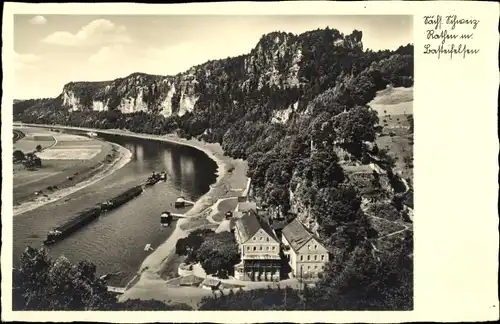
201,278,221,287
281,218,324,253
215,219,232,233
235,210,278,244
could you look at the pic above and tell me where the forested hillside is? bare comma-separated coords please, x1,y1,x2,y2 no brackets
14,27,414,309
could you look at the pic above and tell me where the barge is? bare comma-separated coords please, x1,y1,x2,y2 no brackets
101,185,143,212
43,207,102,245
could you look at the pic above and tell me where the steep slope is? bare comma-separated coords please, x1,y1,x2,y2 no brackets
15,27,414,243
15,27,414,309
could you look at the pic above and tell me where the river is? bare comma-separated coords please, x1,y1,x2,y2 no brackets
12,132,218,286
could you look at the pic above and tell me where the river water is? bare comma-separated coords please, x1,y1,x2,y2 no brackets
13,132,218,286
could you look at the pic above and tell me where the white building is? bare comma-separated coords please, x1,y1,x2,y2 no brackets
281,218,329,279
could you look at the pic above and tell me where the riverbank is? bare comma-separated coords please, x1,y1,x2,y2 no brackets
13,127,133,216
14,123,249,300
122,139,247,304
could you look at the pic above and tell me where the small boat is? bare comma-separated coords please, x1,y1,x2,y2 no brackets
174,197,186,208
160,211,173,227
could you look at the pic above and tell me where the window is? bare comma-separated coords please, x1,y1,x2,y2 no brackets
253,237,256,240
314,255,317,261
253,246,256,251
259,237,262,241
266,237,269,242
307,266,310,270
314,265,317,269
272,246,275,251
300,256,304,261
259,246,262,251
314,245,317,249
321,255,325,261
246,246,250,251
307,255,310,261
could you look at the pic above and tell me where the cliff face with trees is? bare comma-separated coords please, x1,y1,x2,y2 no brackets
14,27,414,310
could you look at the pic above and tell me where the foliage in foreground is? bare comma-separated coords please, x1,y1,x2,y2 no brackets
12,246,192,311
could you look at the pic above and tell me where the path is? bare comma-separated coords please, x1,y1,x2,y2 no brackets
13,129,25,142
206,197,238,224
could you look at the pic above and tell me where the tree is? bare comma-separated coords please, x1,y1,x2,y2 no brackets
119,299,192,310
333,106,379,156
303,236,413,310
198,286,302,310
175,228,215,263
13,246,116,310
406,114,414,133
196,232,240,278
403,155,413,169
13,246,188,310
23,152,42,170
13,150,25,162
310,184,375,251
294,150,345,188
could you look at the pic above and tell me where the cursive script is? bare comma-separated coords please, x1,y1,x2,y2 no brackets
423,15,480,59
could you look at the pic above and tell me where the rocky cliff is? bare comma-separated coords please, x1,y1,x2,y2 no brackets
28,29,373,119
15,28,414,242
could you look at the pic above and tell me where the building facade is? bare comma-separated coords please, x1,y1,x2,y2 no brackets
281,218,329,279
233,210,281,281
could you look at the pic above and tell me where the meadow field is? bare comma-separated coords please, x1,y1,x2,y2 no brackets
370,87,414,187
13,127,117,205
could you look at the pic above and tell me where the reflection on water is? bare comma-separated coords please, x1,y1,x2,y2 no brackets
13,131,217,286
170,151,197,192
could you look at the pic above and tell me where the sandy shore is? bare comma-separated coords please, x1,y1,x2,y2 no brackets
13,142,132,216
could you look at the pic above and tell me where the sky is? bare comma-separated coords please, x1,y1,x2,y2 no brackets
13,15,413,99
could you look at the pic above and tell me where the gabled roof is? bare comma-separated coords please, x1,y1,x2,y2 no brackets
235,210,278,244
282,218,325,253
201,278,221,287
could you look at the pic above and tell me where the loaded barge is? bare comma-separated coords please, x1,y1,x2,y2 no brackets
44,185,144,245
44,207,102,245
101,185,143,212
43,171,167,245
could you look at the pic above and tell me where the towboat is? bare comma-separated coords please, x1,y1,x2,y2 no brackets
144,171,167,187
